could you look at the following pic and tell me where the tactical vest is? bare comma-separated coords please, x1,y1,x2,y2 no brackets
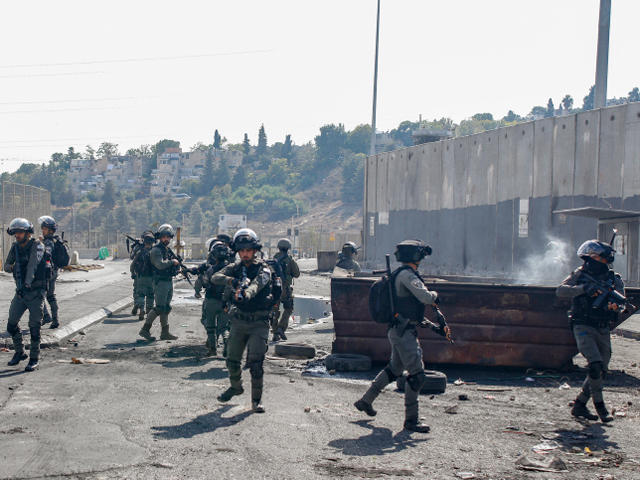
135,247,154,277
393,267,426,326
231,261,274,313
205,262,228,300
13,239,51,289
151,244,175,280
571,270,618,327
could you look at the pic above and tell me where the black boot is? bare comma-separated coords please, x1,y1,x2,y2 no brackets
138,311,145,321
222,337,228,358
42,315,53,325
252,399,266,413
571,399,598,421
354,399,377,417
276,328,287,341
404,419,430,433
272,331,281,342
217,386,244,402
7,352,28,366
25,358,39,372
132,305,139,315
594,402,614,423
50,318,59,329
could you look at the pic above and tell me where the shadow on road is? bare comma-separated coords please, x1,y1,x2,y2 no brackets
0,368,26,379
151,405,252,439
553,423,620,452
327,419,428,456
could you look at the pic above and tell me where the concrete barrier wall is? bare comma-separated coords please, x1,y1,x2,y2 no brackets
364,103,640,281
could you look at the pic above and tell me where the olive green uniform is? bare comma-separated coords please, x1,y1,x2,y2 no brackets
144,243,176,330
4,238,48,361
41,235,60,325
213,259,275,403
334,255,361,272
131,245,155,313
200,261,232,351
272,251,300,334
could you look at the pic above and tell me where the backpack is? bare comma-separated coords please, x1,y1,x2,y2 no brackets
51,236,70,268
265,259,283,304
134,249,153,276
368,265,412,324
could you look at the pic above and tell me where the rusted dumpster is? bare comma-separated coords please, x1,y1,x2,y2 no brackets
331,273,640,370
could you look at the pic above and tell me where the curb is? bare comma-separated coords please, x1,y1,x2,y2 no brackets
612,327,640,341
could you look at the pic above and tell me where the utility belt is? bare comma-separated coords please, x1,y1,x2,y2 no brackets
229,305,269,323
154,276,173,284
568,311,610,330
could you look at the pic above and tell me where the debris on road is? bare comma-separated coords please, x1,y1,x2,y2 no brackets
559,382,571,390
515,455,567,472
477,387,512,392
58,358,111,364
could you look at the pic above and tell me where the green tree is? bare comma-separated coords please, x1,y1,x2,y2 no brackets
266,158,289,185
545,98,555,118
151,139,180,169
628,87,640,103
342,153,365,203
190,202,204,235
390,120,419,146
257,125,268,156
101,180,117,209
127,144,153,157
502,110,522,122
530,105,546,116
472,113,493,121
201,150,215,194
84,145,96,160
315,123,347,166
561,94,574,111
345,124,371,154
213,130,222,149
583,85,595,111
282,134,293,160
215,158,231,187
231,165,247,189
97,142,119,158
242,133,251,155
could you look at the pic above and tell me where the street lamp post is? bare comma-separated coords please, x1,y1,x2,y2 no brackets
369,0,381,156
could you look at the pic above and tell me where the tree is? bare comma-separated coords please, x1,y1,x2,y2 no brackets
190,202,204,235
151,139,180,169
231,165,247,189
266,158,289,185
257,125,268,156
530,105,546,116
583,85,595,111
214,159,231,187
213,130,222,149
201,150,215,194
315,123,347,166
629,87,640,103
502,110,522,123
96,142,119,158
561,94,574,111
101,180,117,209
544,99,555,118
390,120,419,146
282,134,293,160
472,113,493,121
84,145,96,160
342,153,365,203
126,144,152,157
345,124,371,154
191,142,209,151
242,133,251,155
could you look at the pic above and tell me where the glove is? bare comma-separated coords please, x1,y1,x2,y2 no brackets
583,282,600,297
433,292,440,305
231,278,240,288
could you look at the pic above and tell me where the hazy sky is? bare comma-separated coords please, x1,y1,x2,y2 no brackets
1,0,638,173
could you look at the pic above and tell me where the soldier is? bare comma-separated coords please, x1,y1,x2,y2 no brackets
214,233,235,264
129,234,144,316
187,241,233,356
556,239,622,423
355,239,449,433
271,238,300,341
4,218,52,372
38,216,68,329
138,224,180,342
130,231,156,321
213,228,278,413
193,238,216,299
334,242,361,272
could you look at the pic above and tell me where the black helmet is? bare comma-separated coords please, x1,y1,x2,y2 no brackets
142,230,155,244
215,234,232,245
7,218,34,235
232,228,261,251
157,224,174,238
394,239,432,263
277,238,292,251
38,215,58,232
211,241,231,259
342,241,358,256
577,239,615,264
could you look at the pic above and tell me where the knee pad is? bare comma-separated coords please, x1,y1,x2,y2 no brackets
7,323,20,336
588,361,603,380
383,366,399,382
226,359,241,373
29,327,41,344
153,305,163,315
249,361,264,379
407,371,427,392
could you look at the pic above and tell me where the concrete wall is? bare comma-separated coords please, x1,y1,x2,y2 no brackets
364,103,640,282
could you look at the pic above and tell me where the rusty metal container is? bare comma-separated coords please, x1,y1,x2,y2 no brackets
331,274,640,370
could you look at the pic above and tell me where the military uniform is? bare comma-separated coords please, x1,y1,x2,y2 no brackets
200,260,232,354
213,258,275,407
131,245,155,317
335,254,361,272
129,242,143,314
4,238,49,366
556,265,623,421
41,235,62,327
272,251,300,337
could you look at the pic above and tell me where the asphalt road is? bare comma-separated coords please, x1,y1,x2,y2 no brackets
1,265,640,479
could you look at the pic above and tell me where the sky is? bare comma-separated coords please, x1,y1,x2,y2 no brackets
1,0,638,173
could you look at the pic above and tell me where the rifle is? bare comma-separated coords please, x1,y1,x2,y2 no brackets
420,305,454,344
579,271,635,313
125,234,143,254
166,247,194,287
234,266,251,302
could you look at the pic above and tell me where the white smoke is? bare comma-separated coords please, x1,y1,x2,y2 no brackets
515,236,573,285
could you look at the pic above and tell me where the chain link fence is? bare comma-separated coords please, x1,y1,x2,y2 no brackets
0,182,52,266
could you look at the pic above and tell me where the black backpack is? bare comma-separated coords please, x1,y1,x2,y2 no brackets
368,265,412,324
134,249,153,276
51,236,70,268
265,259,283,304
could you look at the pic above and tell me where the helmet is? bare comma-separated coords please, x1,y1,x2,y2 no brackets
577,239,615,264
157,224,174,238
215,234,232,245
342,242,358,256
7,218,34,235
232,228,261,251
205,238,216,251
38,215,57,231
277,238,292,251
211,241,231,259
394,239,433,263
141,230,155,244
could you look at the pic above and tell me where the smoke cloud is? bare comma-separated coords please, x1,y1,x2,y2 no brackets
515,236,573,285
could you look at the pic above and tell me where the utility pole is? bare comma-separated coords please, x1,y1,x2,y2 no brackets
594,0,611,109
369,0,381,156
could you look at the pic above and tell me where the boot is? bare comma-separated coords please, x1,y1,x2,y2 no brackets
132,305,139,315
217,386,244,402
194,291,202,299
252,399,266,413
160,326,178,341
25,358,39,372
138,324,156,341
222,337,228,358
7,352,28,366
276,328,287,341
594,402,614,423
50,318,59,329
42,315,52,325
207,346,217,356
354,399,377,417
404,419,430,433
138,311,145,321
571,399,598,421
272,331,281,342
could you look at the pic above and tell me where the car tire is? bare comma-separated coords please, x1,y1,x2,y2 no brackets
324,354,372,372
396,370,447,394
274,342,316,359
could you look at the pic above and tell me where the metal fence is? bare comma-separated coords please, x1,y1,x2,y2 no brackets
0,182,52,266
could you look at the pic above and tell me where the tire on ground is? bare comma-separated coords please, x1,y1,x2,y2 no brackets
324,354,372,372
396,370,447,394
274,342,316,359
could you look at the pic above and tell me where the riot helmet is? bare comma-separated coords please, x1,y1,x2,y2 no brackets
215,234,232,246
7,218,34,236
232,228,261,251
157,224,174,239
205,237,216,251
277,238,292,251
38,215,58,232
577,239,615,264
211,241,231,260
394,239,433,263
342,241,358,256
142,230,155,244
